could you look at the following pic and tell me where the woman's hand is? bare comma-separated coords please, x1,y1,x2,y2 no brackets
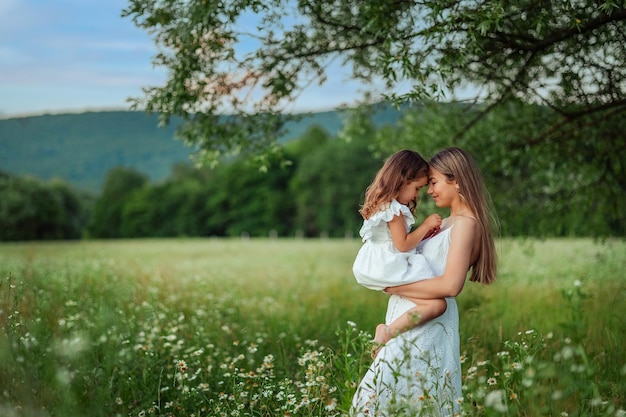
384,283,417,296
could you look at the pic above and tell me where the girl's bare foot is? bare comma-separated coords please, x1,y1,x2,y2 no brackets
370,324,390,359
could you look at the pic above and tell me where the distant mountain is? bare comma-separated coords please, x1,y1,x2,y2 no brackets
0,106,404,193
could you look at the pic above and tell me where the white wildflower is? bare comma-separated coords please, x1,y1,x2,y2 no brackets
485,390,508,413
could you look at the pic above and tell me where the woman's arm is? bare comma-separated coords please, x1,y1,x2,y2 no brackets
386,217,478,298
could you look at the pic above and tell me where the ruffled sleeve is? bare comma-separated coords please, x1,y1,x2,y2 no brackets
359,199,415,241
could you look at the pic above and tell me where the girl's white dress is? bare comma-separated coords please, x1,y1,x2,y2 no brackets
352,199,435,291
351,223,462,417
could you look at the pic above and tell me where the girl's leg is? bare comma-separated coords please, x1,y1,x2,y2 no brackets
371,298,447,358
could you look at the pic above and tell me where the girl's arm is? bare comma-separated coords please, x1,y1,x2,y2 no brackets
386,216,478,298
388,213,441,252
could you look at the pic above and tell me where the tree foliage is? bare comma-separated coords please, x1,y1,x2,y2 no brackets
206,154,297,237
123,0,626,157
0,175,92,241
123,0,626,229
86,167,148,238
291,138,376,237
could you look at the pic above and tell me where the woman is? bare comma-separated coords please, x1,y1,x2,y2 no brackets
351,147,498,416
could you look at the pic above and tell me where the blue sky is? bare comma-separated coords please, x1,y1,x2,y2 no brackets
0,0,373,118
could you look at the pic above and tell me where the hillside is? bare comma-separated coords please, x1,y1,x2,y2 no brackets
0,106,403,193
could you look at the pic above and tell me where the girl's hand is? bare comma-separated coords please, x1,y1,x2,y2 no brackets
423,226,440,240
423,213,442,229
422,214,442,239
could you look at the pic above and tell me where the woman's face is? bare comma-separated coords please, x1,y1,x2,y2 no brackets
397,176,428,205
427,167,457,208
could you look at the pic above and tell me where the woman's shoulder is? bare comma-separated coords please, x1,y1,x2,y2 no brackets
444,214,479,236
442,216,481,257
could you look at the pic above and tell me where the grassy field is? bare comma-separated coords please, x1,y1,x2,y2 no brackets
1,238,624,416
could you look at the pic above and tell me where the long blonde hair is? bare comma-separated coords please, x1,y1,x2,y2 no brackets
429,147,499,284
360,150,429,220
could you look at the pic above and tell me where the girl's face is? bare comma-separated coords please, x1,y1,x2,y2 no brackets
428,168,458,208
397,176,429,205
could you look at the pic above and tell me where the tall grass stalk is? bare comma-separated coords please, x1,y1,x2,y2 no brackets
0,238,624,416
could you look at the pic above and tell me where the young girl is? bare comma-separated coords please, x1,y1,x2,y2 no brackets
352,149,447,357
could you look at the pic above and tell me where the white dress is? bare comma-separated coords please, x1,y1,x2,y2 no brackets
352,199,435,291
351,224,462,417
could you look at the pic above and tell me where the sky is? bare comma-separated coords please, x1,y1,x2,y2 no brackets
0,0,374,119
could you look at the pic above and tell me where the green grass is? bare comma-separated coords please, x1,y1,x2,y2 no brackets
1,238,624,416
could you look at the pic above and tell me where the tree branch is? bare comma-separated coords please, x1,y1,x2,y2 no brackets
492,8,626,53
521,101,626,147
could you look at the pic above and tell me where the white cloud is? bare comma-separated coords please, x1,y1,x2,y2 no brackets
0,0,374,117
0,0,164,116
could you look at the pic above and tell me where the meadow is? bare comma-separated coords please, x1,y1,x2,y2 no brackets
0,238,624,417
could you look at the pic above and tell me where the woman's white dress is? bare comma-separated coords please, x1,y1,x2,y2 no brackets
351,224,462,417
352,199,435,291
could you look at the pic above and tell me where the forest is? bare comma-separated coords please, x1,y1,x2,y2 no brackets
1,101,624,241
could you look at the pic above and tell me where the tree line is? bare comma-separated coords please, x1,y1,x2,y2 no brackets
0,124,377,241
1,103,624,241
0,170,94,241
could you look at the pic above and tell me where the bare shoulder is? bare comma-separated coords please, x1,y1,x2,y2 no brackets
448,215,479,241
450,215,482,265
449,214,478,229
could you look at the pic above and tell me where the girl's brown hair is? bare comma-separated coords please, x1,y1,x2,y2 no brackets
429,147,499,284
360,150,429,220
